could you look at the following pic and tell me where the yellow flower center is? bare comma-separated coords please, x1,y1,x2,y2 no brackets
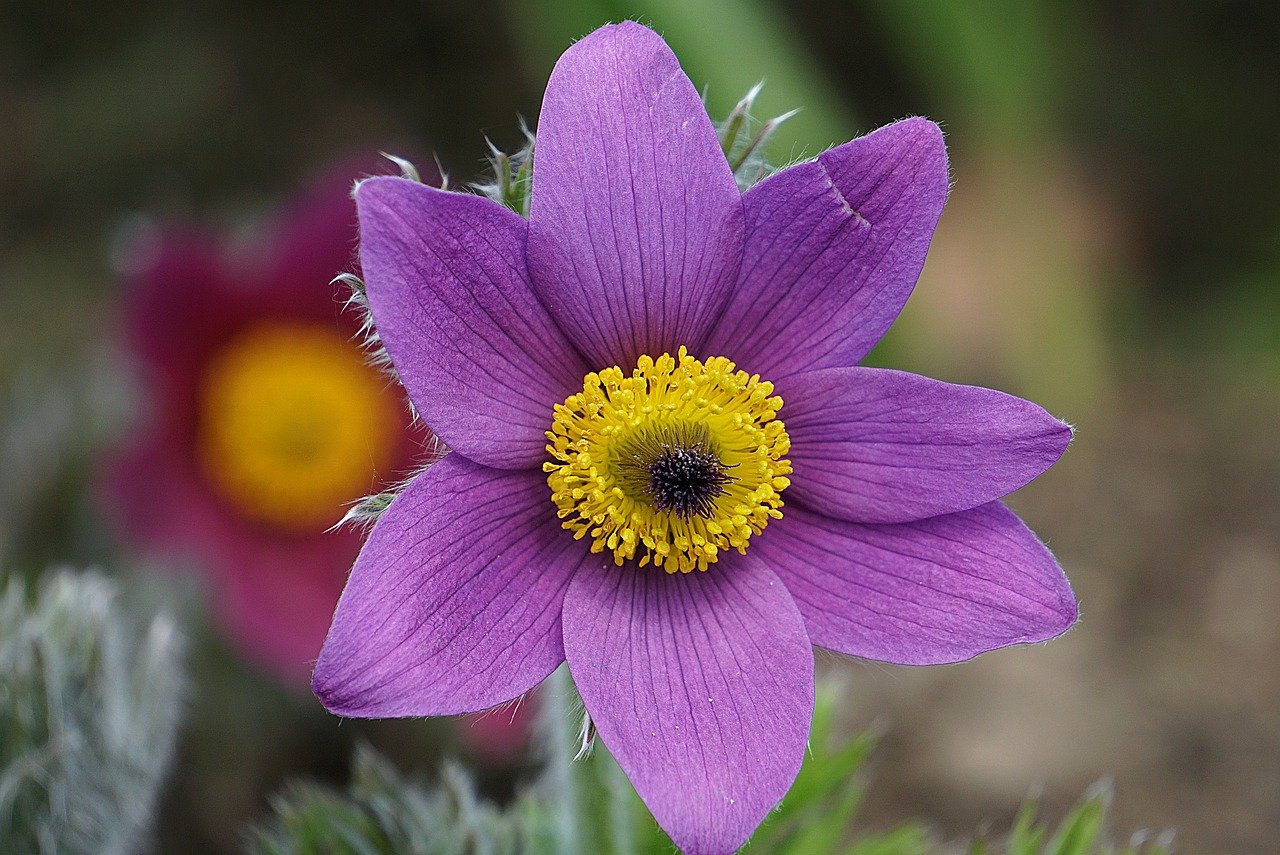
544,347,791,573
197,322,400,530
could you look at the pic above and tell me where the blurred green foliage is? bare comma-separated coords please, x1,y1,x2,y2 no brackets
0,569,185,855
249,683,1172,855
249,746,555,855
969,788,1172,855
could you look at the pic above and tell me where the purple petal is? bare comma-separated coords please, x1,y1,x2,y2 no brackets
527,21,745,370
782,367,1072,523
313,455,602,716
702,118,948,379
356,177,588,469
754,502,1077,665
563,561,813,855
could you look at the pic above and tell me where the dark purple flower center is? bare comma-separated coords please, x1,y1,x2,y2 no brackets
614,422,733,519
646,444,733,519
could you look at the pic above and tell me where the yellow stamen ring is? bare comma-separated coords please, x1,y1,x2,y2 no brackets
544,347,791,573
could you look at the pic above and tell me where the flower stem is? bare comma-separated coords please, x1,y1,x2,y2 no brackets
600,745,637,854
541,664,583,855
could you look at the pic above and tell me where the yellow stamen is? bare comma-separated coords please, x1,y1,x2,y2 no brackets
197,323,399,530
545,347,791,573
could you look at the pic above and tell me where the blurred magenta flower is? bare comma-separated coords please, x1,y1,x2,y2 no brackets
312,23,1077,854
105,163,431,684
457,701,535,766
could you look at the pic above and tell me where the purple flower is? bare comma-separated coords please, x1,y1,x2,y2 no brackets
312,22,1076,854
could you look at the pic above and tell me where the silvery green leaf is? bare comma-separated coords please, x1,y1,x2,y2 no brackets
0,569,185,855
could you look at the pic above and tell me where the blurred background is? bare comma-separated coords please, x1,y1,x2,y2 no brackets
1,1,1277,853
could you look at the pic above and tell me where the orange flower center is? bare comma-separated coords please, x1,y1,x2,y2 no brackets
196,323,399,530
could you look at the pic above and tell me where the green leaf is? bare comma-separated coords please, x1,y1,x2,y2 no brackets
976,782,1172,855
1043,791,1107,855
473,128,535,218
844,825,932,855
1006,797,1046,855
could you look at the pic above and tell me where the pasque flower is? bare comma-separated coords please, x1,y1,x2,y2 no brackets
105,164,430,683
313,22,1077,854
